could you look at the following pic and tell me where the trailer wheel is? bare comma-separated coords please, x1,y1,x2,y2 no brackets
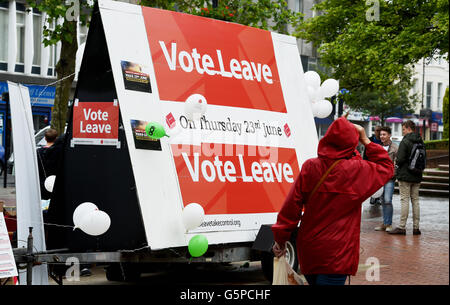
261,239,298,283
105,263,141,282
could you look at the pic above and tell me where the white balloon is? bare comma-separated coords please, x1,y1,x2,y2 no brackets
304,71,321,89
372,187,384,199
44,175,56,192
166,123,183,137
73,202,98,229
185,94,207,121
182,203,205,231
79,210,111,236
307,86,320,103
311,101,321,117
319,79,339,98
314,100,333,119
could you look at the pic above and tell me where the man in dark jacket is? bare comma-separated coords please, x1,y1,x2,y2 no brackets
271,116,393,285
37,128,58,200
389,120,424,235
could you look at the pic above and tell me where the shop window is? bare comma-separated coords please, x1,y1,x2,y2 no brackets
437,82,442,109
16,11,25,64
0,8,8,64
426,82,432,109
32,13,42,66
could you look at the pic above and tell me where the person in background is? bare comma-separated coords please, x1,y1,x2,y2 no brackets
37,128,58,200
271,116,393,285
389,120,424,235
369,125,382,145
365,125,383,205
374,126,398,233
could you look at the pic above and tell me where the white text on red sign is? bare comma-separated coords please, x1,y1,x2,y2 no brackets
159,41,274,84
182,153,294,183
79,108,112,134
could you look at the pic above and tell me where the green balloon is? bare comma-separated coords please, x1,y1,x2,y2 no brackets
145,122,168,139
188,235,208,257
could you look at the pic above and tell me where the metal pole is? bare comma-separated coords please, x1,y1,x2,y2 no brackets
421,60,425,109
421,60,426,140
27,227,33,285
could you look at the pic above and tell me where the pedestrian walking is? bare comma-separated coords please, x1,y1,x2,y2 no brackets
374,126,398,232
271,116,394,285
389,120,426,235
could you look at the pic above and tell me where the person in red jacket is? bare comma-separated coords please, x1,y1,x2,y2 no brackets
271,116,394,285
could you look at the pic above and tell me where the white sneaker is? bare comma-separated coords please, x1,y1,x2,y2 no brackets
385,225,393,232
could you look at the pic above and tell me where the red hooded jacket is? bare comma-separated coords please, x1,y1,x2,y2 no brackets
271,117,394,276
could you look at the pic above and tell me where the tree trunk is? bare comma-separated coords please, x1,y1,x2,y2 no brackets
51,20,78,136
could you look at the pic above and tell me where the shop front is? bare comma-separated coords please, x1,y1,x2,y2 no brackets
0,81,55,147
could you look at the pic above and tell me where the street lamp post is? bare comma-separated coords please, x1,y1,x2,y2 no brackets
421,59,427,140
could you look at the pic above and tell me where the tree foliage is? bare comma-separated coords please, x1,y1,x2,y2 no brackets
26,0,93,135
297,0,448,118
139,0,303,35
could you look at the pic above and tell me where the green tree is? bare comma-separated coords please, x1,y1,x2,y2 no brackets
297,0,449,118
340,85,419,126
27,0,92,135
443,87,449,139
139,0,303,35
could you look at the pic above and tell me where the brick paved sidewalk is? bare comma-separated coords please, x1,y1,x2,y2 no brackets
1,181,448,285
352,195,449,285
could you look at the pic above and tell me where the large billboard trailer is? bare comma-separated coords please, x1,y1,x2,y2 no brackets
36,0,318,282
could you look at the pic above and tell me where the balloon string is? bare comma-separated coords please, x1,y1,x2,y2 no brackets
3,216,75,229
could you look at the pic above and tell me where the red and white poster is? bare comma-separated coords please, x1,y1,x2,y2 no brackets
142,8,286,113
0,213,18,279
72,100,120,147
431,122,438,132
173,143,299,215
100,0,317,248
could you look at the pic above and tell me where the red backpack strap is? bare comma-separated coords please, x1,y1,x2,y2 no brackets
307,159,342,203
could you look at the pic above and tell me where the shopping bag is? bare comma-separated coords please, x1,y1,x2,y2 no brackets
272,256,304,285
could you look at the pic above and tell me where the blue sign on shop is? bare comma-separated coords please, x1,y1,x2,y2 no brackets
0,81,55,107
431,112,443,125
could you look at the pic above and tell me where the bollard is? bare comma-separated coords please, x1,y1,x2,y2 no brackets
27,227,33,285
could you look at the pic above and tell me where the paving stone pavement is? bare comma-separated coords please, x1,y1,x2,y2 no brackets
1,180,448,285
354,195,449,285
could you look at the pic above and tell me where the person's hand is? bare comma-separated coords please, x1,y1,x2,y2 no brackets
353,124,370,146
272,242,287,258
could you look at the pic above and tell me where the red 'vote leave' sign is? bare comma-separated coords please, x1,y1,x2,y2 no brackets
142,7,286,113
72,102,119,140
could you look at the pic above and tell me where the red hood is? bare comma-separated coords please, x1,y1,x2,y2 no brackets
318,117,359,160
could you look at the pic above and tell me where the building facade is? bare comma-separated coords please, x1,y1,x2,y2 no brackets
0,0,90,149
409,56,449,140
1,0,327,143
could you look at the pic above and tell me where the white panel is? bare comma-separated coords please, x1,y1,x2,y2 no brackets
8,82,48,285
98,0,317,250
271,32,319,165
7,0,17,73
40,12,49,77
99,1,186,250
24,6,34,75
